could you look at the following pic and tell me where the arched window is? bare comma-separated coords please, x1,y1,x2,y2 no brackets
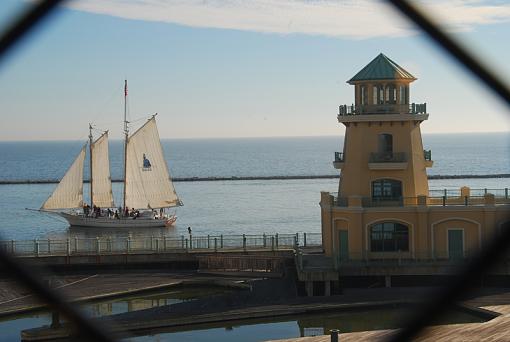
372,86,378,104
372,179,402,200
370,222,409,252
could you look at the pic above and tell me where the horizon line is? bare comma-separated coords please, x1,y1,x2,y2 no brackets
1,131,509,143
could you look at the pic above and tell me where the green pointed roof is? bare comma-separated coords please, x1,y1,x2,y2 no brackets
348,53,416,83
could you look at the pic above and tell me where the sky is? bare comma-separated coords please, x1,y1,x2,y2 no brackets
0,0,509,140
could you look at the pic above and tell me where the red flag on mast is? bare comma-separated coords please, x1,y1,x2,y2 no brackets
124,80,128,97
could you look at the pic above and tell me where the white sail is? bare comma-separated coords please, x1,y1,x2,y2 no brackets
91,131,114,208
125,117,181,209
42,145,86,210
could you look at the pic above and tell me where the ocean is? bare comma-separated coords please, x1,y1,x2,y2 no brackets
0,133,509,240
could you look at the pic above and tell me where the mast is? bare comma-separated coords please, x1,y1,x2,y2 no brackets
88,123,93,208
123,80,128,210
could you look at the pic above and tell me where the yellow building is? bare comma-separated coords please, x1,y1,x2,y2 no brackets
320,53,510,270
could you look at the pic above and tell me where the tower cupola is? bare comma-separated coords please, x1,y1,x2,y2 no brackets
334,53,432,202
340,53,425,116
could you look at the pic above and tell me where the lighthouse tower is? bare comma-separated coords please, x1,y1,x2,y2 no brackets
314,54,510,290
335,53,432,204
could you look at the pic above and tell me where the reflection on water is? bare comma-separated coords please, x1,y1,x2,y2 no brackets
129,306,488,342
0,302,490,342
0,287,230,342
81,287,229,318
0,314,51,342
0,288,490,342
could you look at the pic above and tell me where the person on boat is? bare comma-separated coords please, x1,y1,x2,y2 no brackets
124,207,129,217
132,210,140,219
143,154,151,168
114,210,119,219
94,205,101,218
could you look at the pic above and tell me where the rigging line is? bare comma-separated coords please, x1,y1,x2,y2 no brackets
129,114,154,124
84,83,124,128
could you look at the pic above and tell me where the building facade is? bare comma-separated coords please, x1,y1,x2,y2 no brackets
320,54,510,267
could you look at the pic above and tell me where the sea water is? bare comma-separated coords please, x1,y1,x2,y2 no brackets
0,133,509,240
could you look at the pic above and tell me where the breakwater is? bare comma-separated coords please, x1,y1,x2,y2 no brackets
1,174,510,185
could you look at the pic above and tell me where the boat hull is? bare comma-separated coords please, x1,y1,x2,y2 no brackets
58,213,176,228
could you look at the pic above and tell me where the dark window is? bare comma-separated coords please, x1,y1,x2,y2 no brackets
378,85,384,104
378,134,393,154
370,222,409,252
388,84,397,104
399,85,405,104
372,179,402,200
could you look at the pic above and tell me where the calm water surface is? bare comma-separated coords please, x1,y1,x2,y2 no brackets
128,305,486,342
0,303,487,342
1,133,509,182
1,177,509,241
0,287,230,342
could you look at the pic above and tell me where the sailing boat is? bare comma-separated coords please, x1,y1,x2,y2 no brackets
40,81,182,228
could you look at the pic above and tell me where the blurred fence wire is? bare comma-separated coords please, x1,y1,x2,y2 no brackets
0,0,510,341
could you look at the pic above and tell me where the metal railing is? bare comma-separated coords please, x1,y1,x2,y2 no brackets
429,188,510,198
424,149,432,161
0,233,323,257
331,193,510,208
338,103,426,116
334,152,344,162
369,152,407,163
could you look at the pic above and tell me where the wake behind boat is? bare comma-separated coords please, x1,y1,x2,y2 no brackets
38,81,182,228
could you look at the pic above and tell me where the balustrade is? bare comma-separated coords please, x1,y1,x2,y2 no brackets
338,103,427,115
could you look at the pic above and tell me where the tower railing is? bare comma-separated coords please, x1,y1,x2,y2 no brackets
338,103,427,116
329,192,510,208
369,152,407,163
334,152,344,162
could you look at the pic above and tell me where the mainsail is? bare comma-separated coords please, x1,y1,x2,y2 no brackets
91,131,114,208
42,145,86,210
125,117,180,209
